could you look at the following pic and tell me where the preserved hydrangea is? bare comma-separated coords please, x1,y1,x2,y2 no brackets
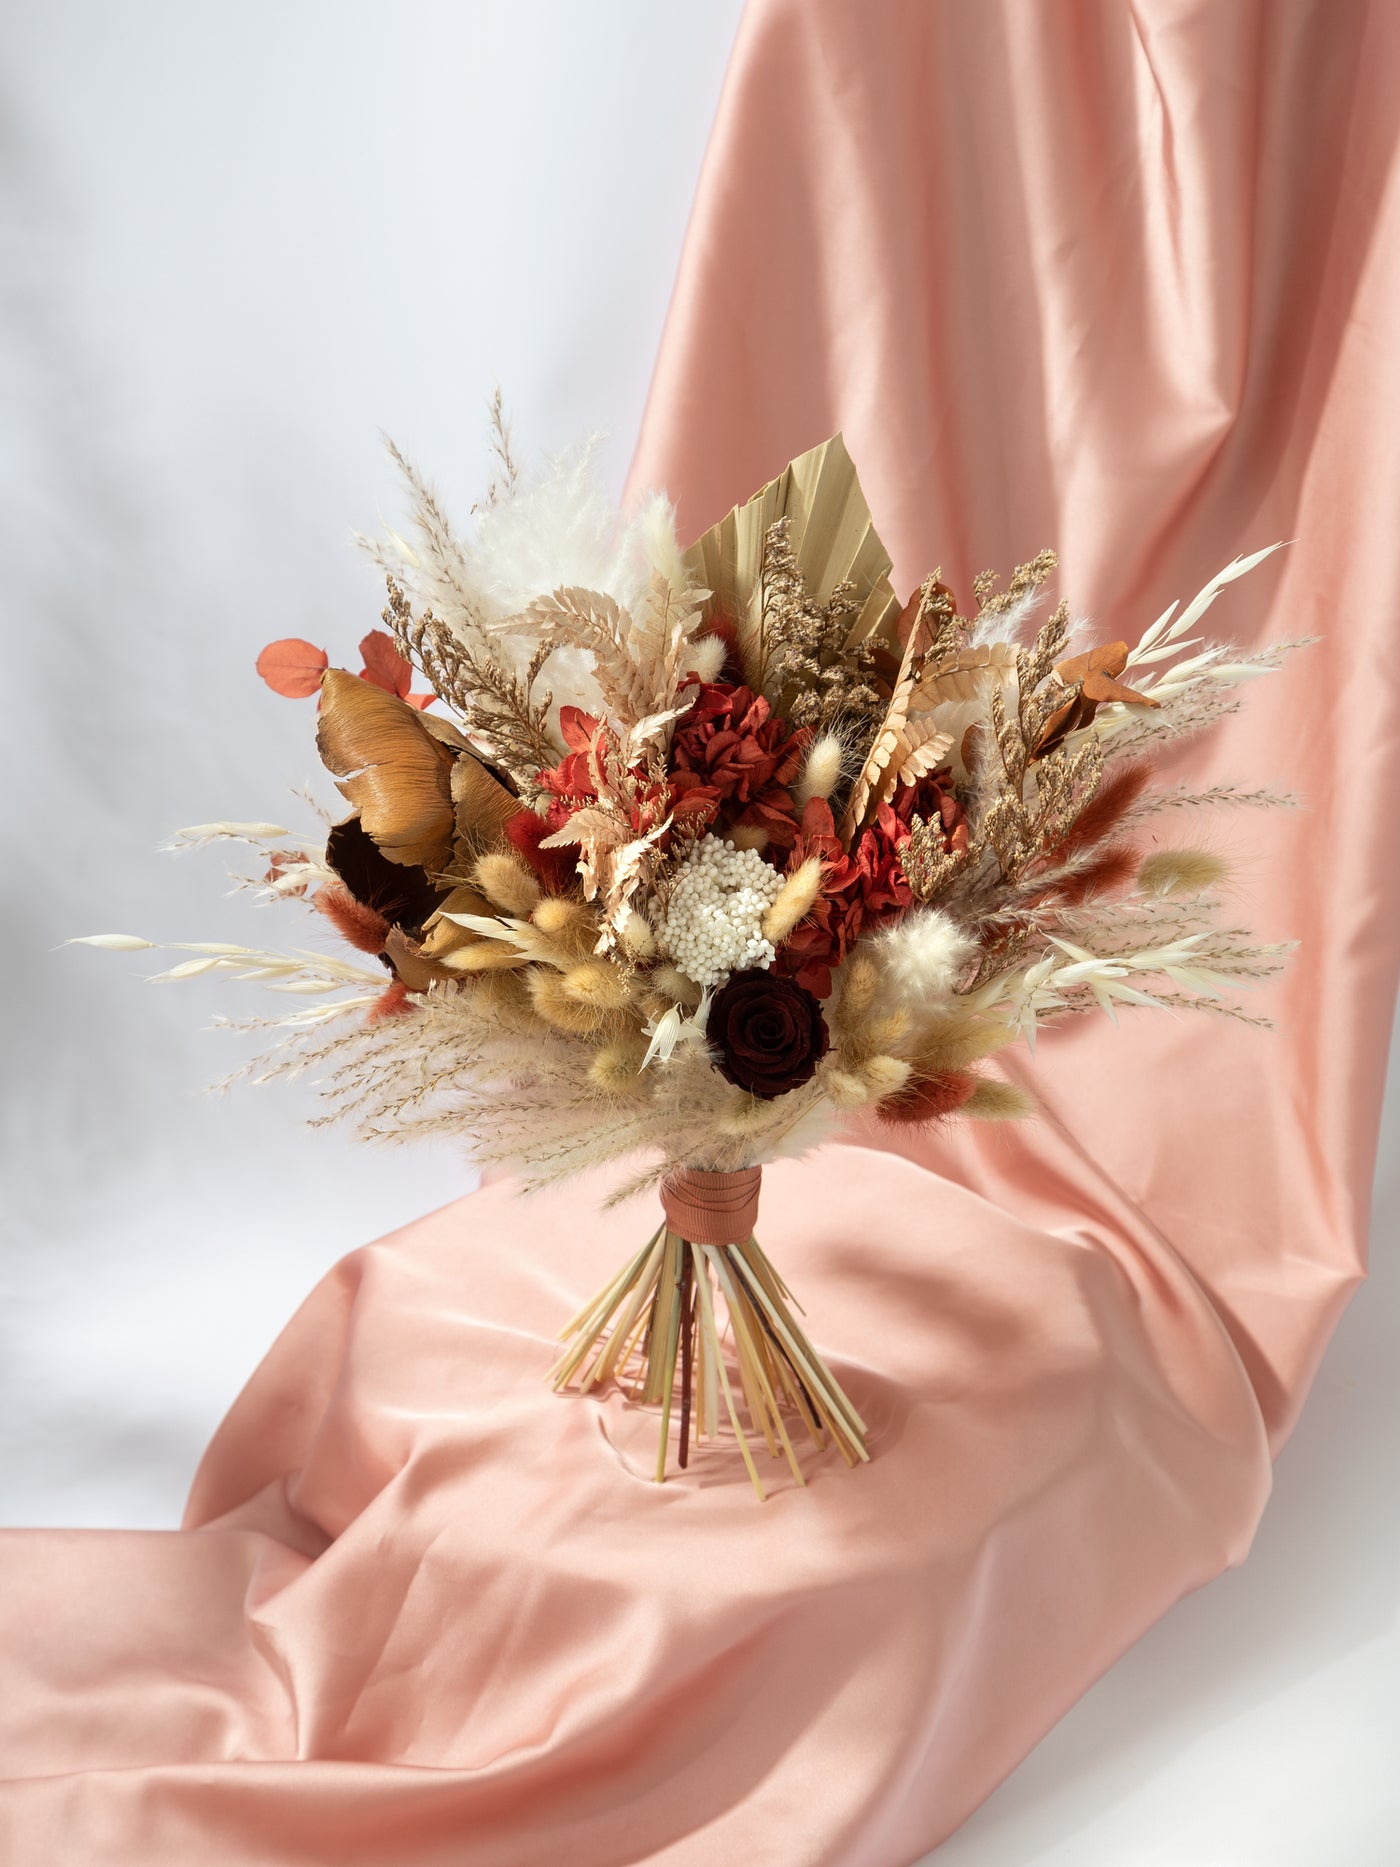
660,835,784,989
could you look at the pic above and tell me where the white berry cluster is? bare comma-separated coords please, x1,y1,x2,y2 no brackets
661,835,784,989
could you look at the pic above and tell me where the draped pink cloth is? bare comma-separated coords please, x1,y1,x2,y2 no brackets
5,3,1400,1862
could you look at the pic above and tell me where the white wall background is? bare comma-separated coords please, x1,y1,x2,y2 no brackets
1,5,1395,1863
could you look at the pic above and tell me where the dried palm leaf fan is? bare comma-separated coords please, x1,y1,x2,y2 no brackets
551,438,901,1495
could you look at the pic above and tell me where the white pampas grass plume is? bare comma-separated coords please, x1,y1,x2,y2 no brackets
794,731,844,808
627,491,690,601
762,858,823,945
871,910,977,1007
1137,850,1229,898
682,633,727,683
962,1079,1036,1121
472,851,540,918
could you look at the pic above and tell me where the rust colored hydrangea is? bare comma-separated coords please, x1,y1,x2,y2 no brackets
668,681,807,850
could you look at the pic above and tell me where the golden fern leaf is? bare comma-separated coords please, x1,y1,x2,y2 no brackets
910,641,1019,708
525,588,654,725
879,720,954,804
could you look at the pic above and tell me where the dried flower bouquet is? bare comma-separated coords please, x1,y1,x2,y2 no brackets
83,414,1297,1497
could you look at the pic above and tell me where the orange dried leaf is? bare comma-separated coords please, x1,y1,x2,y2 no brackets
358,630,413,698
256,638,329,698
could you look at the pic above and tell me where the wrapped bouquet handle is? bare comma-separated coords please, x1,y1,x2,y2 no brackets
552,1166,868,1497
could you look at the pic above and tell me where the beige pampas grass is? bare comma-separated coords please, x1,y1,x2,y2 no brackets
529,968,617,1036
589,1037,649,1094
530,896,598,955
794,730,844,807
473,851,541,917
651,964,702,1006
822,1067,878,1110
835,952,879,1035
962,1079,1036,1120
762,857,823,944
439,942,530,974
858,1056,912,1099
909,1012,1016,1075
1137,849,1230,897
562,960,635,1013
618,908,657,960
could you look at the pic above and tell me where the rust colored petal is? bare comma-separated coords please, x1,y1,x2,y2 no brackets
1054,641,1130,684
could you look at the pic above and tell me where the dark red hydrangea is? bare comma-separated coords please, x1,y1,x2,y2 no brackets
668,681,808,851
775,769,970,998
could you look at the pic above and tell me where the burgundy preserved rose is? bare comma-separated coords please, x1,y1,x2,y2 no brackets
706,969,830,1099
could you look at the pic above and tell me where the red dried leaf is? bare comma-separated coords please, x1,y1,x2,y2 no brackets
256,638,328,698
357,630,413,698
504,808,577,893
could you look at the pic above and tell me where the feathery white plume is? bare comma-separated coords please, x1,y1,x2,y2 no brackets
870,910,977,1006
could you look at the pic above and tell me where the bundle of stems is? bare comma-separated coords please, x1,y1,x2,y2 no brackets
553,1227,868,1499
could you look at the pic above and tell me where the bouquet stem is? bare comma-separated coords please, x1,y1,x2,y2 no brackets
552,1170,868,1498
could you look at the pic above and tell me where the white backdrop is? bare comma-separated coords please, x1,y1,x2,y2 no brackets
2,5,1396,1863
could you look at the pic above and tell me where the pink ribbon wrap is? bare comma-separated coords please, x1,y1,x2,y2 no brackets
660,1166,762,1246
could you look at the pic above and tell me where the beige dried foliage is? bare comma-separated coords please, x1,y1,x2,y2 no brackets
382,578,557,789
912,642,1019,708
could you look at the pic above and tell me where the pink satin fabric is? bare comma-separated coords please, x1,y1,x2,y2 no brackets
5,4,1400,1863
